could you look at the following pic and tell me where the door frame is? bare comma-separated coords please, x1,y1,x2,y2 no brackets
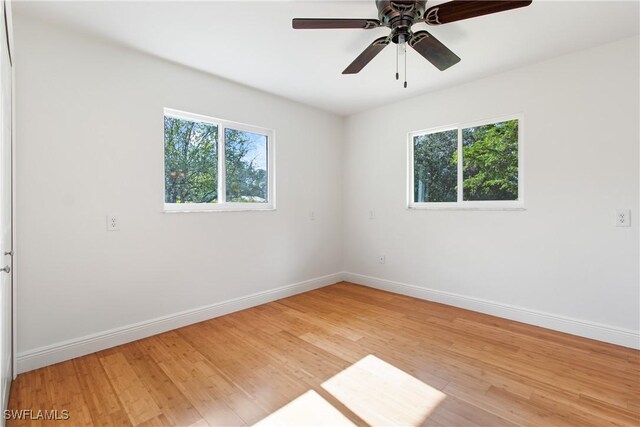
2,0,15,381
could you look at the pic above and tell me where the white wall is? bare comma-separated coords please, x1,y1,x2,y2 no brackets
14,12,640,371
14,15,343,364
343,36,640,346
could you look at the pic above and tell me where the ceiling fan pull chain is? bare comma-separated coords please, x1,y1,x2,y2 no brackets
396,43,399,80
404,48,408,88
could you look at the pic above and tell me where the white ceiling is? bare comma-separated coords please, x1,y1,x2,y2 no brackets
14,0,640,115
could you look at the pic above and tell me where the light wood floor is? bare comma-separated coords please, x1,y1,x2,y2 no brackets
7,282,640,426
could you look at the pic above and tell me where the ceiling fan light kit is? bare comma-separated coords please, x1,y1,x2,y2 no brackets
293,0,532,87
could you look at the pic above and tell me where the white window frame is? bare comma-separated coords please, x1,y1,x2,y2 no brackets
163,108,275,212
408,114,524,210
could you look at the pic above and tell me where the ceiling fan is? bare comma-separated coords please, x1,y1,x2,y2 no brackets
292,1,532,87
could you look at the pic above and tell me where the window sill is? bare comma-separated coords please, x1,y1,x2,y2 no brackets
408,204,525,211
163,204,275,213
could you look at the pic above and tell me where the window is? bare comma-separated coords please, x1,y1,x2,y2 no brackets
409,116,522,209
164,109,274,211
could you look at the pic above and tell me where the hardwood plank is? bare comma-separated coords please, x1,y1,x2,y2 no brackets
425,395,518,427
142,334,248,426
42,360,94,426
99,353,162,425
119,342,203,427
72,354,131,427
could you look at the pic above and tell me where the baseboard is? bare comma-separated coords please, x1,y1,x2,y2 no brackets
16,272,344,374
344,272,640,350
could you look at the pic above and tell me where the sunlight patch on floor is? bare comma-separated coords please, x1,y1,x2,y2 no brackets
253,355,445,426
321,354,446,426
253,390,356,427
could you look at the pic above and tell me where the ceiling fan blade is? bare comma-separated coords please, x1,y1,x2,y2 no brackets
292,18,381,30
343,37,390,74
409,31,460,71
424,1,532,25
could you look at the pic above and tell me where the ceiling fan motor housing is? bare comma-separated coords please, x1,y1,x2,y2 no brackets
375,0,426,43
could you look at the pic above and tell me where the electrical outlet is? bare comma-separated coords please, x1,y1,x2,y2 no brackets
106,215,120,231
615,209,630,227
378,255,386,264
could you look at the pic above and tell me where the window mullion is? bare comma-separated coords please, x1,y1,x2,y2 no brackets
457,127,463,203
218,125,226,204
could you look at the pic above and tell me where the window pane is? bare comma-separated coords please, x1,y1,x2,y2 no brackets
225,128,268,203
413,130,458,203
164,116,218,203
462,119,518,201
